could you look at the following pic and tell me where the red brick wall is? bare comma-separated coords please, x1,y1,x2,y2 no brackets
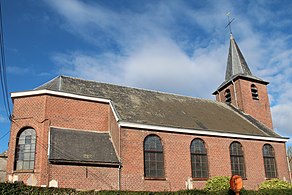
216,85,236,106
46,95,109,131
120,127,289,191
7,96,49,185
216,79,273,129
8,94,288,191
49,164,118,190
7,95,113,189
109,108,120,157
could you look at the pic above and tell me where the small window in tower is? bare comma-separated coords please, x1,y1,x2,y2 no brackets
251,84,259,100
225,89,231,103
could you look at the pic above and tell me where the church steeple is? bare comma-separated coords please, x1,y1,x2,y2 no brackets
225,34,253,80
213,33,274,130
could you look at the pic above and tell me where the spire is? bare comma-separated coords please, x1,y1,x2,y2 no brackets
213,14,268,95
225,34,253,81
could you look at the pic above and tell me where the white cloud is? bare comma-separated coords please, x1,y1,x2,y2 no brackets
54,37,226,98
124,37,226,98
45,0,173,49
7,66,30,75
272,104,292,137
53,52,125,84
47,0,292,143
45,0,233,50
47,0,229,97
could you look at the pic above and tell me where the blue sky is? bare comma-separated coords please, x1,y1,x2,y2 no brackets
0,0,292,153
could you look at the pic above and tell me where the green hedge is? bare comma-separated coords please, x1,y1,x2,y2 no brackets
0,182,76,194
258,179,292,190
1,182,292,195
204,176,230,192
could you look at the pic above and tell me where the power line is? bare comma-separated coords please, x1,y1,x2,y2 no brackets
0,0,11,120
0,129,9,141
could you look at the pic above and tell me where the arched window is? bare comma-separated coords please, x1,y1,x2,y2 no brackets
14,128,36,170
263,144,277,178
144,135,164,178
225,89,231,103
190,138,208,179
230,142,246,178
251,84,259,100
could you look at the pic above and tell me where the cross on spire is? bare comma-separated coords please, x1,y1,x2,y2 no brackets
225,12,235,35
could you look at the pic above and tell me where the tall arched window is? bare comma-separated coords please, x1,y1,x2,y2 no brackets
230,142,246,178
14,128,36,170
263,144,277,178
190,138,208,179
251,84,259,100
144,135,164,178
225,89,231,103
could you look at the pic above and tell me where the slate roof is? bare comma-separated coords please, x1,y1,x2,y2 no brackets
36,75,281,139
215,34,268,92
49,127,119,166
225,34,253,80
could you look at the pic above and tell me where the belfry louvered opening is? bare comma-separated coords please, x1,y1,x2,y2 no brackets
225,89,231,103
251,84,259,100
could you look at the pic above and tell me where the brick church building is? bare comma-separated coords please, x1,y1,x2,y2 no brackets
6,34,290,191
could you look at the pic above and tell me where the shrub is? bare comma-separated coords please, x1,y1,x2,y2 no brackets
204,176,230,192
3,181,292,195
258,179,292,190
257,189,292,195
0,182,77,194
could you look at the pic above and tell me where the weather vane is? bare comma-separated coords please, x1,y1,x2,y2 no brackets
225,12,235,35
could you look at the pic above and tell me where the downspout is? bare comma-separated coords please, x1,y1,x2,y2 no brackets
109,101,122,190
47,121,51,186
231,80,239,108
287,156,291,183
118,162,122,191
216,90,221,102
117,114,122,191
285,143,292,183
118,124,122,191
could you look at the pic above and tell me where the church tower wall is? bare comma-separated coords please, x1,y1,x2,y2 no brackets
216,79,273,129
214,34,274,130
235,79,273,129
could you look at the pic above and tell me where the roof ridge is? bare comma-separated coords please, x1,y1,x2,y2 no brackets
22,75,282,139
59,75,62,91
50,126,109,134
226,104,280,137
34,75,61,90
59,75,216,103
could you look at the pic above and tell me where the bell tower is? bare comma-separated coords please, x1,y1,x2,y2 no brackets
213,34,273,129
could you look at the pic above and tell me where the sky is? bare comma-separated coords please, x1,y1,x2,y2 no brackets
0,0,291,153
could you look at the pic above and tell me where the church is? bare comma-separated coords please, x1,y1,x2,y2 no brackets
5,33,290,191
